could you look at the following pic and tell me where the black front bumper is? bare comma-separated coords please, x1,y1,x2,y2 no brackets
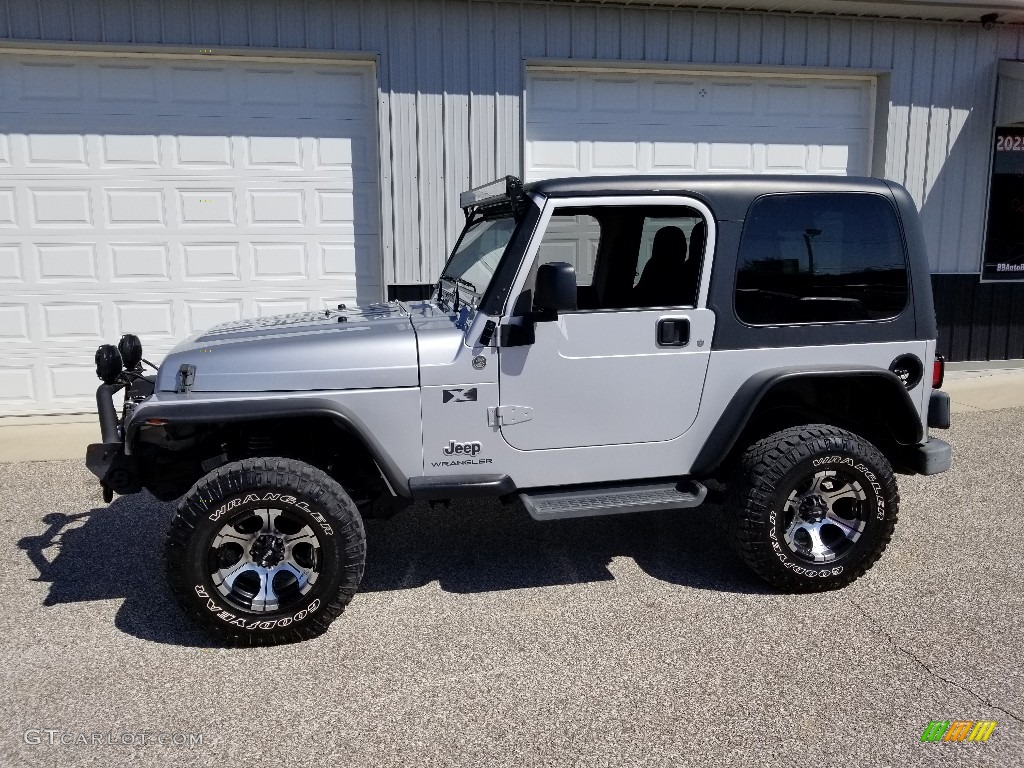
86,383,142,498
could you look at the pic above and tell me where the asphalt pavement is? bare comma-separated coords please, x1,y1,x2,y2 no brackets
1,407,1022,767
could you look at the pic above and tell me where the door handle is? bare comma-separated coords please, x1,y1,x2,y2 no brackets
657,318,690,347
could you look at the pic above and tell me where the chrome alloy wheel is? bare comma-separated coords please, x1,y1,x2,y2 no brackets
208,508,321,612
782,470,868,563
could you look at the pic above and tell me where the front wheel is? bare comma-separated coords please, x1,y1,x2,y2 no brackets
165,457,366,645
726,425,899,591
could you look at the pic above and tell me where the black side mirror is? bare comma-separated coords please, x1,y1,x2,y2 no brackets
534,262,577,316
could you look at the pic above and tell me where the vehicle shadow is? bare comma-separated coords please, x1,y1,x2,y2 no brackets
17,493,771,646
15,494,216,647
360,499,770,596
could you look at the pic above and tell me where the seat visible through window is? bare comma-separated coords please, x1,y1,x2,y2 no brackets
633,226,689,307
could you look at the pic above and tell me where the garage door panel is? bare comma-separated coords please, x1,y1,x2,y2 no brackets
0,54,380,415
113,301,178,340
97,64,159,103
707,142,755,172
31,189,94,227
709,82,756,115
526,138,582,175
526,69,873,181
35,243,100,282
105,189,167,227
180,242,241,281
0,244,22,280
0,366,35,406
25,133,89,167
18,60,82,101
650,141,698,173
109,243,171,282
251,243,309,279
765,83,813,116
100,134,162,167
247,190,305,227
529,75,581,111
0,191,18,226
47,363,102,403
763,143,811,172
821,83,869,117
174,135,234,168
0,304,30,342
591,78,642,112
650,81,699,114
246,136,304,169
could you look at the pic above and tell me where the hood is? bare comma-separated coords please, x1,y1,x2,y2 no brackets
155,303,420,393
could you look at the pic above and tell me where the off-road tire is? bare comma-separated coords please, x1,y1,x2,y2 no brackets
726,425,899,591
165,457,366,645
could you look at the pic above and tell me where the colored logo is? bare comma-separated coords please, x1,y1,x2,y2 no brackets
920,720,996,742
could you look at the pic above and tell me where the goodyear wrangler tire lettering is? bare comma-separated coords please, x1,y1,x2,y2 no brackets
193,594,320,629
166,457,365,646
209,492,312,522
725,424,899,593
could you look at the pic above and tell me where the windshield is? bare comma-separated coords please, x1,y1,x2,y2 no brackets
438,215,517,309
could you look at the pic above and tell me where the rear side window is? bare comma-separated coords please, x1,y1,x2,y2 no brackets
735,193,908,325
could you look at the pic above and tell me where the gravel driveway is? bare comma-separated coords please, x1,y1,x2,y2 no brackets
1,409,1021,767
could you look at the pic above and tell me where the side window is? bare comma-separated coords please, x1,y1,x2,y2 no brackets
527,205,707,312
735,193,908,325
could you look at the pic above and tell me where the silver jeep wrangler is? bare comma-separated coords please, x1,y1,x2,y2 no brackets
86,174,952,645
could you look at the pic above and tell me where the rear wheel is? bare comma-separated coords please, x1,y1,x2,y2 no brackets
165,457,366,645
726,425,899,591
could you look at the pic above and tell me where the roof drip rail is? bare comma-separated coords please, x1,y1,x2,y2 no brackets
460,175,526,217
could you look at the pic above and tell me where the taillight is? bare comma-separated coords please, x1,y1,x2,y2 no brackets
932,355,945,389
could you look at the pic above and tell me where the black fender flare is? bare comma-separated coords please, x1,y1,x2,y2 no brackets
690,365,923,476
124,394,413,495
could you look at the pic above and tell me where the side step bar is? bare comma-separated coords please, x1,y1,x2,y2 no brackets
520,479,707,521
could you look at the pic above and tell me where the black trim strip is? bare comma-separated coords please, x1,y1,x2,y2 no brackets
408,474,516,500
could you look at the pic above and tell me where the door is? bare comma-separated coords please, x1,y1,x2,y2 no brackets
0,53,379,415
497,200,715,451
525,68,874,180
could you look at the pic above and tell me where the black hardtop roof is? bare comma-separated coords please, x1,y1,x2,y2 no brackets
524,175,898,220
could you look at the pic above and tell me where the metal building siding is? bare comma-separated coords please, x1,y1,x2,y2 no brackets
2,1,1024,284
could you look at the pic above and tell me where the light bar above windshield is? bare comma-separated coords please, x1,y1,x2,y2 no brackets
459,175,525,212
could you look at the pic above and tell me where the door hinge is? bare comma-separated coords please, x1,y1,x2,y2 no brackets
487,405,534,427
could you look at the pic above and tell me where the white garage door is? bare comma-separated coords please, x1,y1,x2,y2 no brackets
525,69,874,180
0,53,379,415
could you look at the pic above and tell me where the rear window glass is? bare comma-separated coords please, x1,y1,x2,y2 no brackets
735,193,908,325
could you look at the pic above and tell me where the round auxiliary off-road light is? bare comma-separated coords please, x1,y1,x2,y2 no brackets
118,333,143,370
95,344,123,385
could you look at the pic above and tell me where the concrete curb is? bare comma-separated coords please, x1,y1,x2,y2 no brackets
944,369,1024,414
